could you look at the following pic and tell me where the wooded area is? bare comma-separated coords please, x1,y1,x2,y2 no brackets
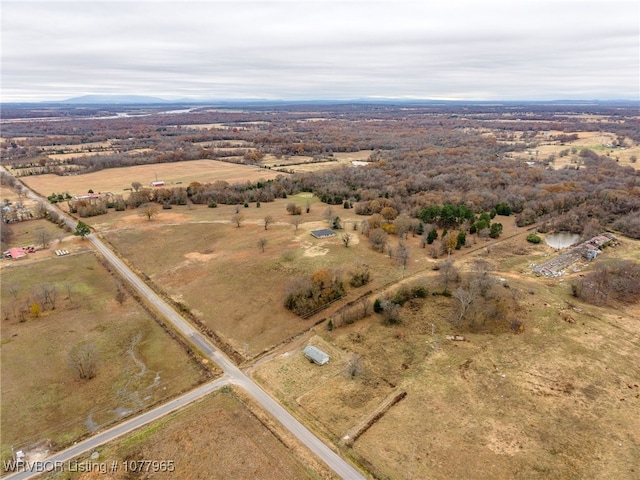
2,102,639,239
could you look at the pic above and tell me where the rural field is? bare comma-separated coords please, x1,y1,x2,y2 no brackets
100,194,432,358
0,249,212,466
251,233,640,480
261,150,374,173
2,101,639,480
18,159,284,197
40,388,333,480
504,130,640,170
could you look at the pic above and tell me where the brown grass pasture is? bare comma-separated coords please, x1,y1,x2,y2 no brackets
41,389,329,480
0,250,210,461
505,131,640,170
19,159,284,196
101,195,427,358
261,150,374,173
251,234,640,480
0,218,67,253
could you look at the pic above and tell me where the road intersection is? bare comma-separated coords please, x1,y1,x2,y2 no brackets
5,180,365,480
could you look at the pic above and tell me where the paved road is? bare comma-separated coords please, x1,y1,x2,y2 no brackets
88,234,365,480
4,377,230,480
5,179,365,480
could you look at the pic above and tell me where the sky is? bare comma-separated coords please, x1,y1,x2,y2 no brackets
1,0,639,102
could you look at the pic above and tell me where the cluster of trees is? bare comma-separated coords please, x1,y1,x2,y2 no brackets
373,282,429,325
47,192,72,203
572,260,640,305
3,282,61,323
284,269,345,317
186,180,286,206
283,263,373,318
3,104,639,245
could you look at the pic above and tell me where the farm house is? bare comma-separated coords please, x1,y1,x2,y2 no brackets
303,346,330,365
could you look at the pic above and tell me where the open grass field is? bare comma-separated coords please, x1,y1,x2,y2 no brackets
251,233,640,480
101,194,428,358
41,388,329,480
19,159,285,197
505,131,640,170
0,218,67,256
261,150,373,173
45,149,153,161
0,250,210,463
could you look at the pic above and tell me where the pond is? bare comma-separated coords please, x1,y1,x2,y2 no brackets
545,232,581,249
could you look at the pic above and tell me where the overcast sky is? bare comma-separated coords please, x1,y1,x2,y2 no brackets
1,0,638,102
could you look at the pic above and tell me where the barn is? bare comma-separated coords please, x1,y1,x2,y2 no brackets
8,247,27,260
310,229,336,239
303,345,330,365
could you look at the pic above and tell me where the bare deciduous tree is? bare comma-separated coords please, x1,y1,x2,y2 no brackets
345,354,365,379
69,342,98,380
258,237,267,252
324,207,335,226
231,213,245,227
452,284,480,327
394,214,412,239
369,228,387,252
36,228,51,248
380,299,401,325
263,215,274,230
291,216,301,232
396,241,410,270
36,283,57,310
342,232,353,247
138,203,160,221
438,259,459,291
131,181,142,192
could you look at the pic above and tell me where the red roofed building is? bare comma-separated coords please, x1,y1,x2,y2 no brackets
9,247,27,259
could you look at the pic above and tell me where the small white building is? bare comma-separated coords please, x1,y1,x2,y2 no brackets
150,181,165,187
303,345,330,365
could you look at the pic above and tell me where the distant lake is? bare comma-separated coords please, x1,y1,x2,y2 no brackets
545,232,580,249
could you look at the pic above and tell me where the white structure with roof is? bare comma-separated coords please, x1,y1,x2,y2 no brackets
303,345,330,365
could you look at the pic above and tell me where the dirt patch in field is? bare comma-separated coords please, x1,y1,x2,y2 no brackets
184,250,219,261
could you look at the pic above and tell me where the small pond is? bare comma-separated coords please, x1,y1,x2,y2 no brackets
545,232,581,249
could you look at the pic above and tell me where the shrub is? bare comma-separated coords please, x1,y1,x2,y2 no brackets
411,284,428,298
392,286,412,306
526,234,542,244
373,298,383,313
286,202,302,215
349,263,371,288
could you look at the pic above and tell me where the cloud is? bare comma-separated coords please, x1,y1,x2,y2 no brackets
1,1,638,101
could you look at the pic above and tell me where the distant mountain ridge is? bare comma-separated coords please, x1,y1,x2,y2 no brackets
61,94,171,104
32,95,640,106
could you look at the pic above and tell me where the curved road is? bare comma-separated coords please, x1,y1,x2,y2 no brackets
4,179,365,480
